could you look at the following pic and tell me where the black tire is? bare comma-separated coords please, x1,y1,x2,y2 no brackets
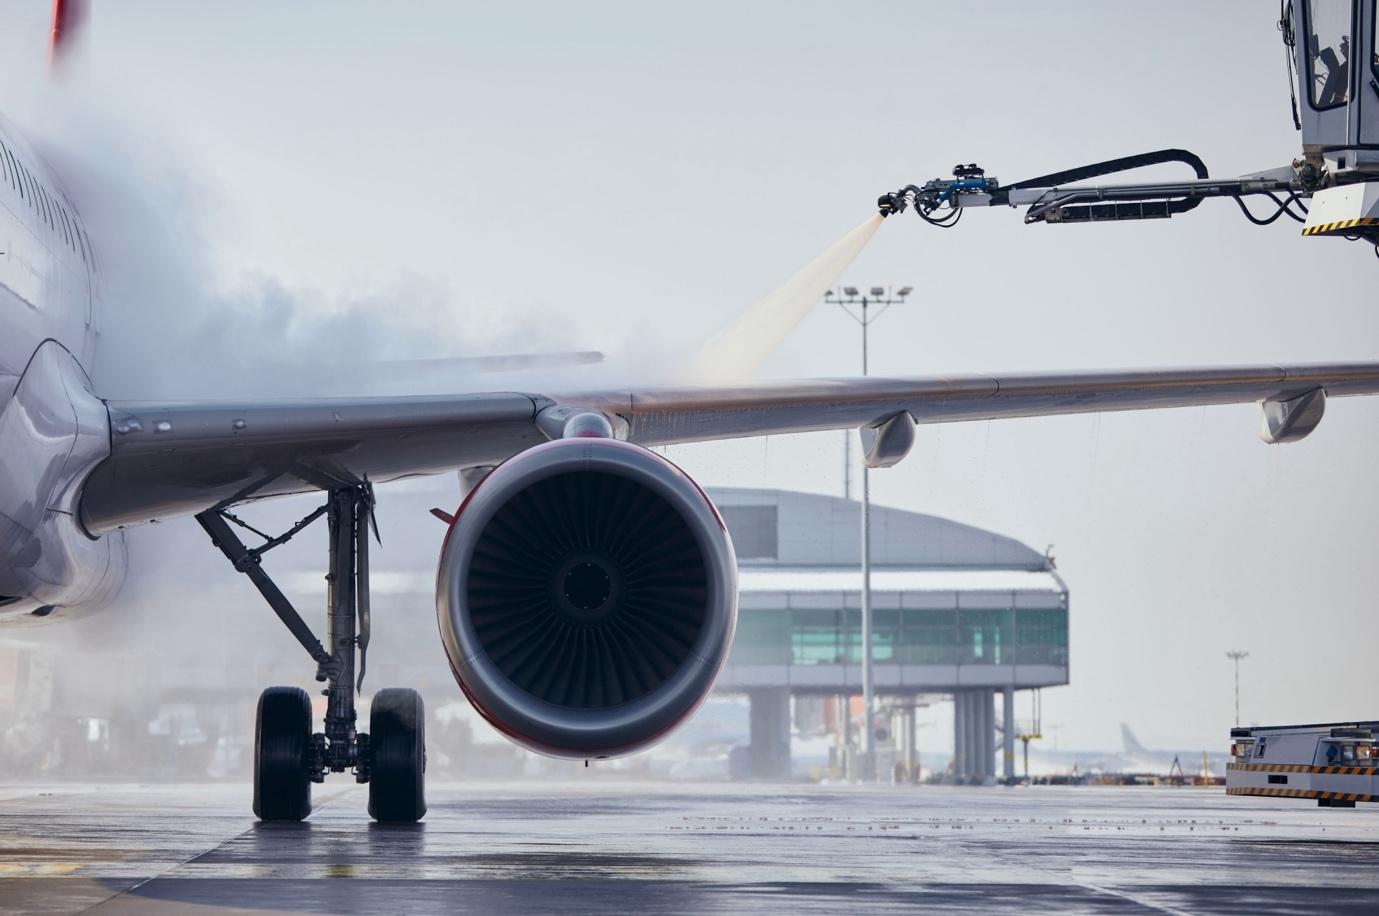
368,687,427,823
254,686,312,822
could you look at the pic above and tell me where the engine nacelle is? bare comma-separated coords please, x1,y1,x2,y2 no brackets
436,438,736,758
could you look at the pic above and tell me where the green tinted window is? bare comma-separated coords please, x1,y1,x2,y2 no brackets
901,609,958,664
1014,608,1068,664
960,609,1014,664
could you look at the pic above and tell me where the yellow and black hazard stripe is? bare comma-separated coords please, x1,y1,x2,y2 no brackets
1228,786,1379,803
1302,216,1379,236
1227,762,1378,776
1228,786,1314,799
1228,762,1309,772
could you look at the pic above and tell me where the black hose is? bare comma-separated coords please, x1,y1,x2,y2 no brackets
1234,191,1308,226
918,203,962,228
1279,193,1308,223
1234,196,1287,225
993,148,1211,219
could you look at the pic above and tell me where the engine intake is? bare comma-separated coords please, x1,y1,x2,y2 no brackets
436,438,737,758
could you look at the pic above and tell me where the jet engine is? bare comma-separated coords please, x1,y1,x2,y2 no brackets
436,438,737,758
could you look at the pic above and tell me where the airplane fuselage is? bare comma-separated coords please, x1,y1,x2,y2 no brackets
0,112,125,621
0,113,95,396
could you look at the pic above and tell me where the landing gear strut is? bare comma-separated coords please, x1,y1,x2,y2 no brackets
197,483,426,823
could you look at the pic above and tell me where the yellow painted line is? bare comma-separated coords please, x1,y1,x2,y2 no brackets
0,863,83,876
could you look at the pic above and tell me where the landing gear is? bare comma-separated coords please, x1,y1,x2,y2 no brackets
198,482,426,823
254,686,312,821
368,687,427,823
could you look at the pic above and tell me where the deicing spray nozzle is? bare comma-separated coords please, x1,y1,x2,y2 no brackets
877,190,908,217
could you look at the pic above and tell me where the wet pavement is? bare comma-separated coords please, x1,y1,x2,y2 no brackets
1,781,1378,913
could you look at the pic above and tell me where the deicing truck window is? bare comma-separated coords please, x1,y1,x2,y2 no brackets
1308,0,1353,109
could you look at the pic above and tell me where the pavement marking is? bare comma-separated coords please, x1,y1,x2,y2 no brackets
81,786,359,914
1077,881,1196,916
0,862,83,877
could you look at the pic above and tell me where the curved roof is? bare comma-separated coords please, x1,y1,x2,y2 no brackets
707,488,1050,571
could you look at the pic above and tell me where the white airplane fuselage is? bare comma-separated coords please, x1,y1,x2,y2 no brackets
0,112,126,621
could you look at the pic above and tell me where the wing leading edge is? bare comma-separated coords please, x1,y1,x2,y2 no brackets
80,362,1379,534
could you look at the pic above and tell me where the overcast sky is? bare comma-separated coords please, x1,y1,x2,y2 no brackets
3,1,1377,751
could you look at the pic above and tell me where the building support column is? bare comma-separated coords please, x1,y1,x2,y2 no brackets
981,689,995,784
1002,685,1016,784
966,690,979,782
842,693,853,764
952,692,965,781
963,690,976,783
905,703,917,781
967,691,979,783
748,688,791,779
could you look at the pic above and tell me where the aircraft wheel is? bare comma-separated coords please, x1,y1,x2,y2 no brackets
368,688,427,823
254,686,313,822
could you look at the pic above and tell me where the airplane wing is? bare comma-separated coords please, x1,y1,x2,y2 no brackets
79,362,1379,534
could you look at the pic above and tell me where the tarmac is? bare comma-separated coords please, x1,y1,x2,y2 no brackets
2,781,1378,914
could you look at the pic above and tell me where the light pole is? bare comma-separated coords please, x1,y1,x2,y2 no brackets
1226,650,1249,727
825,285,912,781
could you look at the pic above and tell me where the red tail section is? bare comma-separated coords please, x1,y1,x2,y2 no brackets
49,0,88,73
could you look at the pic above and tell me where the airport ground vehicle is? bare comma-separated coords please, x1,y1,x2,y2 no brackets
877,2,1379,256
1227,723,1379,806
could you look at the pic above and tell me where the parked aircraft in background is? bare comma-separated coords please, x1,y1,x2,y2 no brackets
1020,725,1233,778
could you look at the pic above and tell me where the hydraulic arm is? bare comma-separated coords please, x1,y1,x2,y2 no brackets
876,148,1324,233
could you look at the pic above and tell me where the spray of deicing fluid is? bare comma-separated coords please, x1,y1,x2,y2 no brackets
692,213,884,382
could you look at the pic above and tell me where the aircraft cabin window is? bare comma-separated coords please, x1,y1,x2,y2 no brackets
0,141,10,189
1308,0,1353,109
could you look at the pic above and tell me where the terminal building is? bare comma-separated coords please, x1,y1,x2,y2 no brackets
712,488,1069,783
